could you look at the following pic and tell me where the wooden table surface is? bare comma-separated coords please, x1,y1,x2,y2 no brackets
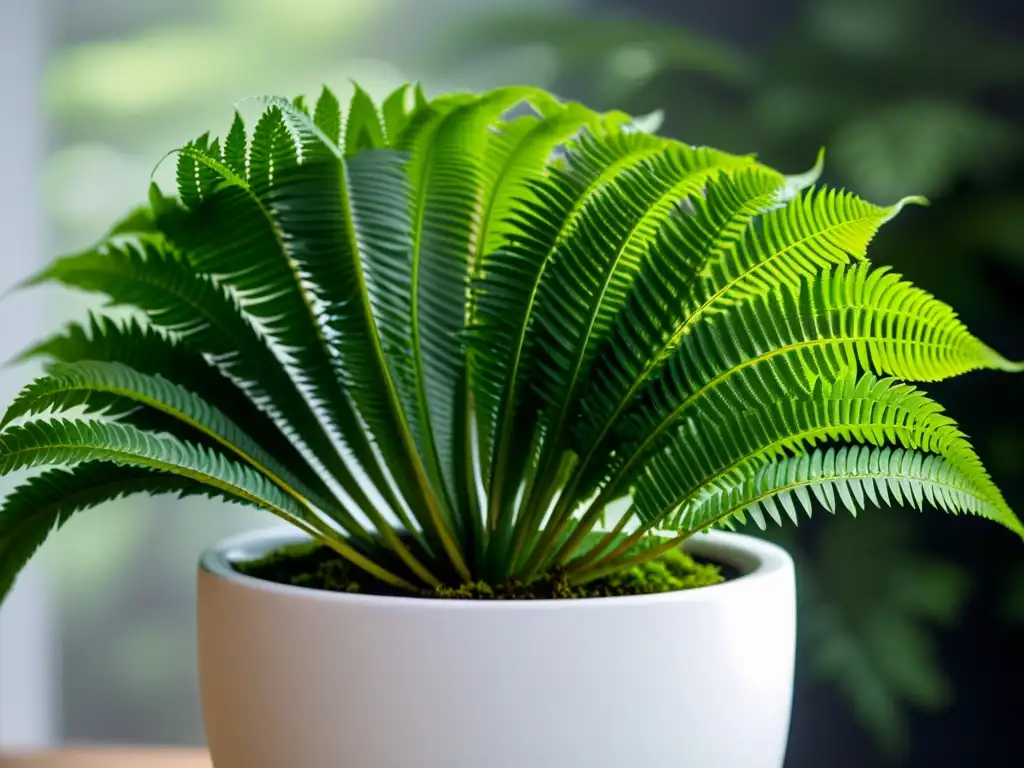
0,748,211,767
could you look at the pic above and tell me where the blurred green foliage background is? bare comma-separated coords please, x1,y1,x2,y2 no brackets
31,0,1023,765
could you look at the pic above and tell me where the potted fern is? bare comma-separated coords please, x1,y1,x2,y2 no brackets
0,83,1020,768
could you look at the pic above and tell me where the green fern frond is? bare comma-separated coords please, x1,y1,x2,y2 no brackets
620,261,1017,480
0,463,232,600
570,157,834,467
1,360,342,516
474,101,626,267
631,370,1002,527
400,87,550,508
344,84,387,155
514,140,769,565
0,83,1019,599
23,241,369,504
222,113,248,179
242,105,432,523
663,445,1021,538
156,114,401,516
18,314,325,494
530,141,758,420
467,108,595,481
0,419,413,590
244,94,443,507
674,188,927,352
0,419,311,523
10,348,445,583
573,166,785,455
471,129,672,481
380,84,413,144
553,249,1019,567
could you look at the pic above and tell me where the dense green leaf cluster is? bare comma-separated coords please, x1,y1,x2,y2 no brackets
0,84,1020,597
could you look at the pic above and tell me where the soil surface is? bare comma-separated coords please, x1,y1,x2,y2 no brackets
237,541,729,599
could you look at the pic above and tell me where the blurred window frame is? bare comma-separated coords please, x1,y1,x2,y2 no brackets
0,0,57,749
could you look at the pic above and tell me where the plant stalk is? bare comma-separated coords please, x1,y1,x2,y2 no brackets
567,530,692,586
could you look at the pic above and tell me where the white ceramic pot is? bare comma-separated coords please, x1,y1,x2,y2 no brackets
197,528,796,768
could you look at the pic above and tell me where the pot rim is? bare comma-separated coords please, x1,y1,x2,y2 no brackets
200,526,791,609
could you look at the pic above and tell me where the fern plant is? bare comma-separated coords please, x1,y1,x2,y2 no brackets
0,83,1020,599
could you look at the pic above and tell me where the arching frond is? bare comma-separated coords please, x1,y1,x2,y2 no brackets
474,102,614,268
380,84,415,144
661,445,1021,539
573,165,784,458
694,187,926,313
242,98,436,526
465,101,628,508
0,463,232,598
0,419,312,523
631,370,1001,526
512,140,772,566
398,86,551,506
19,315,324,494
620,262,1019,486
24,242,369,505
343,83,387,155
1,361,343,516
0,419,415,590
8,347,442,583
155,112,399,513
551,256,1020,569
530,140,758,432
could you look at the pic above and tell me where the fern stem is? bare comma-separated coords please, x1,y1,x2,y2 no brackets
567,531,691,587
510,449,575,575
456,387,487,570
566,522,653,578
481,423,542,578
548,473,625,567
416,460,473,580
485,434,510,533
320,478,439,586
508,474,555,569
562,506,640,574
517,467,587,577
527,351,678,567
295,513,419,592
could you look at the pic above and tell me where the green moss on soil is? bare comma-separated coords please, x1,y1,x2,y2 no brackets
236,541,727,599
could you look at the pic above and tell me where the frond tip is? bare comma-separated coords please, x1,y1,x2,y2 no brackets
881,194,930,223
